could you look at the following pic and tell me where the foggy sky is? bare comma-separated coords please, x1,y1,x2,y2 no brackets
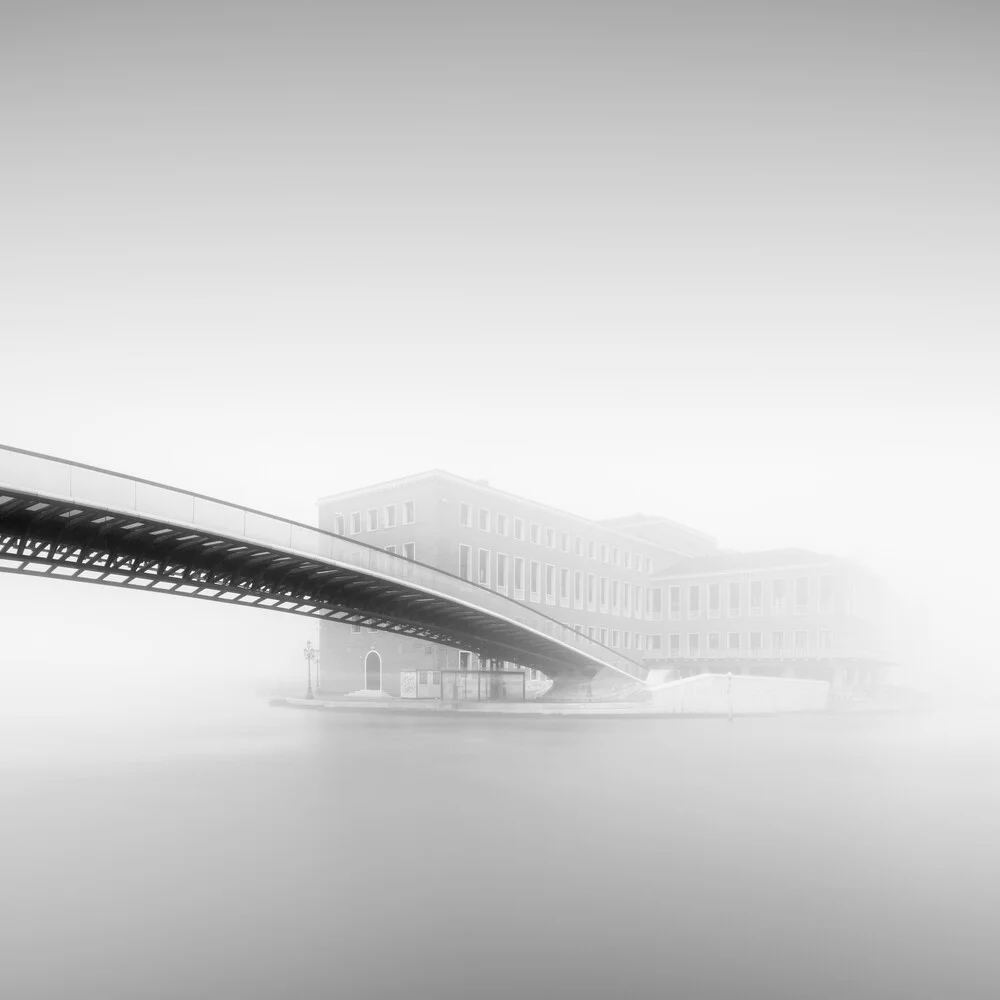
1,2,997,693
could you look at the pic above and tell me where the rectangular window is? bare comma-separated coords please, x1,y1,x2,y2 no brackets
611,579,620,613
820,575,834,609
530,523,540,545
611,629,620,648
496,513,507,536
688,633,700,656
478,549,490,586
384,504,397,529
750,580,762,616
545,527,555,549
773,579,787,614
795,577,809,614
479,508,491,531
600,543,609,563
600,627,608,645
647,587,662,618
708,583,721,617
669,586,682,619
459,502,472,527
587,625,595,640
750,631,762,652
385,544,396,555
623,631,631,649
574,570,583,605
350,512,362,535
587,573,596,607
634,633,644,652
367,508,379,531
588,541,596,560
622,582,632,618
459,544,472,580
561,531,570,553
513,556,524,596
513,518,524,541
560,567,569,602
634,584,643,618
599,577,608,609
459,650,471,671
648,634,662,651
669,633,680,657
530,561,541,600
794,629,808,650
612,546,620,566
402,501,415,525
545,564,555,601
574,537,583,557
728,632,741,651
351,624,361,634
688,584,700,617
333,513,345,536
624,550,632,569
818,629,832,649
403,542,415,560
496,553,508,591
708,632,720,651
772,631,785,653
728,582,741,616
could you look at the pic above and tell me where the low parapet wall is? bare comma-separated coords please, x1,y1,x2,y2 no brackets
645,673,830,715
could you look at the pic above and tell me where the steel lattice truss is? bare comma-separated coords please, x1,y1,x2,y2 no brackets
0,490,593,674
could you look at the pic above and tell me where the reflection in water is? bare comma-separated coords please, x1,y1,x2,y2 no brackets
3,702,1000,999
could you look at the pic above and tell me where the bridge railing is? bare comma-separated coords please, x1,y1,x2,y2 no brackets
0,446,647,681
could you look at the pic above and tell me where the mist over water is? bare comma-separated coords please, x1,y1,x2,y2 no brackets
3,694,999,1000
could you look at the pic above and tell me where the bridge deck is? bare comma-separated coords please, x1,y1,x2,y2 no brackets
0,445,648,682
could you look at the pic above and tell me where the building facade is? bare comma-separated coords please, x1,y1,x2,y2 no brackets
315,473,893,698
647,549,891,691
316,471,716,695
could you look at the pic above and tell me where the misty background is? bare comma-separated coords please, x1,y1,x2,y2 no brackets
1,1,997,709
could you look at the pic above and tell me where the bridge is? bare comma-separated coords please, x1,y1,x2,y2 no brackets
0,445,648,689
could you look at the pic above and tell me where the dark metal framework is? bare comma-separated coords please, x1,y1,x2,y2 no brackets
0,489,611,677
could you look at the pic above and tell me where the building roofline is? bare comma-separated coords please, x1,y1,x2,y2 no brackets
599,513,717,545
317,469,713,554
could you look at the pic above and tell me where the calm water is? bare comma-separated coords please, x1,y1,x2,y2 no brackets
2,700,999,999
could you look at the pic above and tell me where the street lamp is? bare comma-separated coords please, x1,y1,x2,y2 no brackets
303,640,319,700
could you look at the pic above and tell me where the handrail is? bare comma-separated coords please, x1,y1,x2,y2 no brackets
0,444,647,681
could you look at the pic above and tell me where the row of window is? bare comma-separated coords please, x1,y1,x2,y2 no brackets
552,627,833,654
665,577,835,618
560,624,657,652
331,501,416,536
458,545,664,617
458,503,654,573
662,630,834,656
348,620,831,656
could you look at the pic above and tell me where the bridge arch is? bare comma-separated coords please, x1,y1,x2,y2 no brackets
0,445,648,687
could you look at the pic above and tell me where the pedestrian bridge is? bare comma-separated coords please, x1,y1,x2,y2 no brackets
0,445,647,685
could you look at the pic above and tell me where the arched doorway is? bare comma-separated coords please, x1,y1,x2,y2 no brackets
364,650,382,692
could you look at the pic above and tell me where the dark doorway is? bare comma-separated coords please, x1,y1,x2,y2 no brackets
364,651,381,692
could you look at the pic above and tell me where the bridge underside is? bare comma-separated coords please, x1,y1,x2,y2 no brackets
0,489,603,679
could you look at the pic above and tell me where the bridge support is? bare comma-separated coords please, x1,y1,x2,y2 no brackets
541,672,596,702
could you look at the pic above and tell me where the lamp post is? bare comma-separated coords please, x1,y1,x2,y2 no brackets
304,640,318,700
